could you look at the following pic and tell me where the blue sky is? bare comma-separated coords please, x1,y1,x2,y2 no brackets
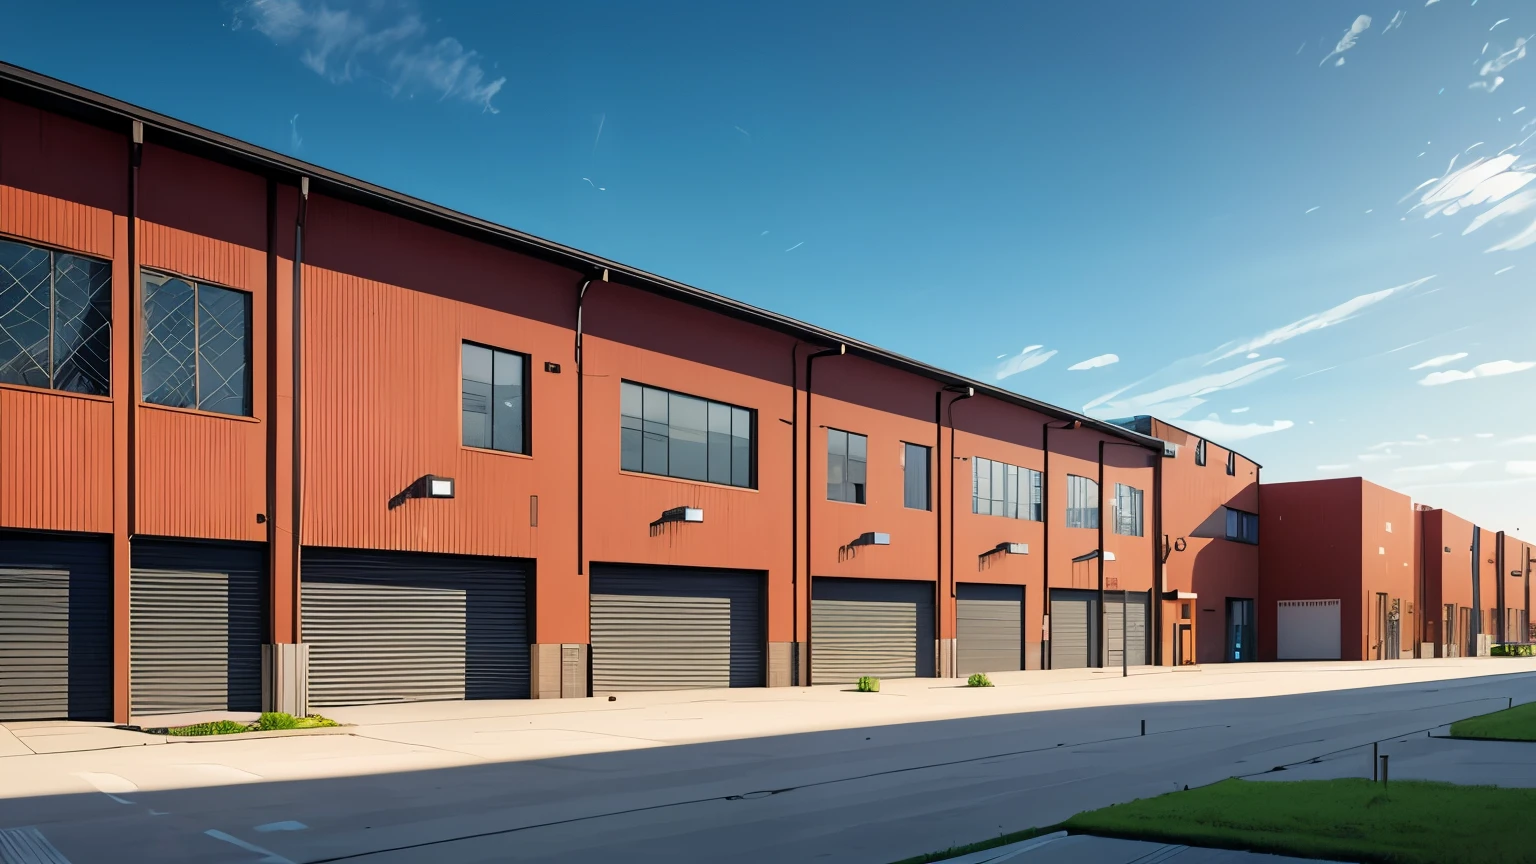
4,0,1535,532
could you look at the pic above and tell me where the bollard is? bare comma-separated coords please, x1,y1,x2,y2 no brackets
1141,719,1146,737
1511,697,1515,711
1372,742,1378,781
1381,754,1389,789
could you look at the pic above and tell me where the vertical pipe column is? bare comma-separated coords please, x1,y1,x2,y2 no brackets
112,120,144,723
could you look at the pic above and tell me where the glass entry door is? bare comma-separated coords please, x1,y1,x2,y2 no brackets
1226,598,1255,662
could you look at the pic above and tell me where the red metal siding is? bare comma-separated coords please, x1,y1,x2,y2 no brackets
1259,478,1364,660
0,387,114,533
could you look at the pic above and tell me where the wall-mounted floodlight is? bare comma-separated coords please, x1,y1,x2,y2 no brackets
994,542,1028,555
1514,570,1525,578
651,507,704,528
850,532,891,547
389,475,456,510
1071,549,1115,563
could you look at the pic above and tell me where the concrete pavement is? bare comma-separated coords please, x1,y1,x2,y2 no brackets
1,658,1532,864
947,832,1345,863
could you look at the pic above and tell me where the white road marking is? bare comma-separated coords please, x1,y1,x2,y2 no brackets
0,827,72,864
204,830,295,864
254,821,307,833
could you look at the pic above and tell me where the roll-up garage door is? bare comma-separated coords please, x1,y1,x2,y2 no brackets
957,583,1024,675
812,578,935,684
0,532,112,721
130,540,267,716
302,548,530,707
1277,599,1341,660
1050,589,1097,670
1104,591,1150,668
590,565,765,692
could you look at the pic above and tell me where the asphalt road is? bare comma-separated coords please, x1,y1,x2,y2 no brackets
3,660,1535,864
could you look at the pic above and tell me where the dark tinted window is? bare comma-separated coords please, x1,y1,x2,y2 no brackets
903,443,930,510
828,428,867,503
0,239,111,395
1225,508,1259,544
143,270,250,415
1066,474,1099,529
462,342,527,454
621,381,754,488
1114,483,1144,536
972,457,1041,520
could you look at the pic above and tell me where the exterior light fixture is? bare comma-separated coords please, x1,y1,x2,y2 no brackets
850,532,891,547
426,476,455,498
994,542,1029,555
652,507,704,528
388,474,457,509
1071,549,1115,563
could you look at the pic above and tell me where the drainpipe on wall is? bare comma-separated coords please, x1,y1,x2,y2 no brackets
1098,440,1106,667
127,120,142,539
291,176,308,642
789,342,803,684
573,272,607,579
1472,527,1482,648
942,386,974,679
1152,445,1163,667
1496,530,1506,644
803,344,846,686
1039,419,1080,670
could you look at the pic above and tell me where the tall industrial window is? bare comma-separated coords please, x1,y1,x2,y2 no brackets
0,238,111,395
462,342,527,454
827,428,867,503
903,442,930,510
1226,449,1236,476
1194,438,1207,466
1114,483,1144,537
141,271,251,416
621,381,754,488
1065,474,1099,529
1225,508,1259,544
973,457,1042,521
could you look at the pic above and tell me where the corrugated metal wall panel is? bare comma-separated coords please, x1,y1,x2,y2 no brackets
136,408,265,542
0,532,111,720
0,186,115,259
0,389,113,534
590,565,765,692
138,222,264,292
302,548,530,707
1050,589,1096,670
956,583,1024,675
129,540,266,716
811,578,935,684
1103,591,1150,668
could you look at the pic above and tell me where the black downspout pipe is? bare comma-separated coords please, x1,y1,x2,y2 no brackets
292,176,308,642
788,341,803,684
1040,419,1080,670
1152,445,1164,667
1497,531,1507,644
1525,545,1532,644
1472,527,1482,650
574,275,601,579
940,387,974,678
1098,440,1106,668
127,121,142,540
803,344,845,685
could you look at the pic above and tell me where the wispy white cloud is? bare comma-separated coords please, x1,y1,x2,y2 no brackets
1496,265,1515,275
1486,216,1536,250
1410,352,1468,369
1475,433,1496,438
1230,407,1251,414
1294,365,1338,379
1503,434,1536,445
1418,359,1536,386
1492,18,1510,31
1393,461,1486,473
237,0,506,113
289,113,302,151
784,241,804,252
1089,358,1285,418
733,125,751,139
994,345,1058,380
1411,154,1534,219
1176,417,1295,442
1385,10,1406,32
592,114,605,153
1321,14,1372,67
1482,35,1529,77
1463,188,1536,234
1210,276,1434,363
1068,353,1120,371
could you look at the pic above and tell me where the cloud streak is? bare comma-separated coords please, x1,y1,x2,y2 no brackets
1210,276,1434,363
1409,352,1468,369
1176,417,1296,442
238,0,506,113
1321,14,1371,67
1418,359,1536,386
289,113,302,151
994,346,1058,380
1068,353,1120,371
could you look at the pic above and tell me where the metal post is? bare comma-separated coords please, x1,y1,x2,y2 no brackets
1372,741,1378,780
1141,719,1146,736
1123,590,1129,678
1380,754,1389,788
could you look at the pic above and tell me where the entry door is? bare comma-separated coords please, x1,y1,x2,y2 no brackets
956,583,1024,675
1386,598,1401,660
1050,589,1098,669
1444,604,1457,657
1459,607,1474,657
1227,598,1255,662
811,578,935,684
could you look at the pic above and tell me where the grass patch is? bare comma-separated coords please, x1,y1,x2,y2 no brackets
163,713,340,737
1449,701,1536,742
1064,778,1536,864
856,676,880,693
888,826,1057,864
966,673,993,688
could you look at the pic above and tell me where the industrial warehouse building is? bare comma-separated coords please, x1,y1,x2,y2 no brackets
0,63,1528,724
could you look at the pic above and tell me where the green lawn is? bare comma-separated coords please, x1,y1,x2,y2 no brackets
1449,701,1536,741
1062,778,1536,864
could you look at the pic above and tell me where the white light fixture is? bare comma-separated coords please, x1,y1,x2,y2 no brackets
1104,550,1116,562
994,542,1029,555
427,476,455,498
850,532,891,547
652,506,704,528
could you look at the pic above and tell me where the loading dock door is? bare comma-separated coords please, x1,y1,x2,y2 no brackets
812,578,935,684
1276,599,1341,660
590,565,765,692
1050,589,1098,670
301,548,530,707
0,533,112,721
1104,591,1150,668
957,583,1024,675
130,541,267,716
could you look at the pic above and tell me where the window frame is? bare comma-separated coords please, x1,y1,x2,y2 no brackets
1065,473,1100,530
1225,507,1259,545
0,234,112,397
902,441,931,511
461,340,532,456
139,268,253,417
826,427,868,504
1113,482,1144,537
619,379,757,489
971,456,1042,521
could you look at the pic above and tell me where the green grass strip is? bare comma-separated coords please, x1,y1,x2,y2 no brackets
1449,701,1536,742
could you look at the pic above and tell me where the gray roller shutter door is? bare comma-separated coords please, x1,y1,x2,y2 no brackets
1050,589,1096,670
590,565,765,693
1103,591,1150,668
130,541,266,716
302,548,530,707
0,532,112,721
957,583,1024,675
812,578,936,684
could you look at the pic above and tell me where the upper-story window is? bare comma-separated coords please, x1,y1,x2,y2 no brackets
827,428,867,503
141,270,251,416
1114,483,1144,537
1066,474,1099,529
462,342,527,454
0,238,111,396
1226,508,1259,545
973,457,1042,521
1194,438,1207,466
621,381,754,488
903,442,930,510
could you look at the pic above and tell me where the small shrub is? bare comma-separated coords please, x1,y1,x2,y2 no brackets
296,714,340,729
1492,644,1534,657
166,719,249,737
255,711,300,731
967,673,994,687
856,676,880,693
